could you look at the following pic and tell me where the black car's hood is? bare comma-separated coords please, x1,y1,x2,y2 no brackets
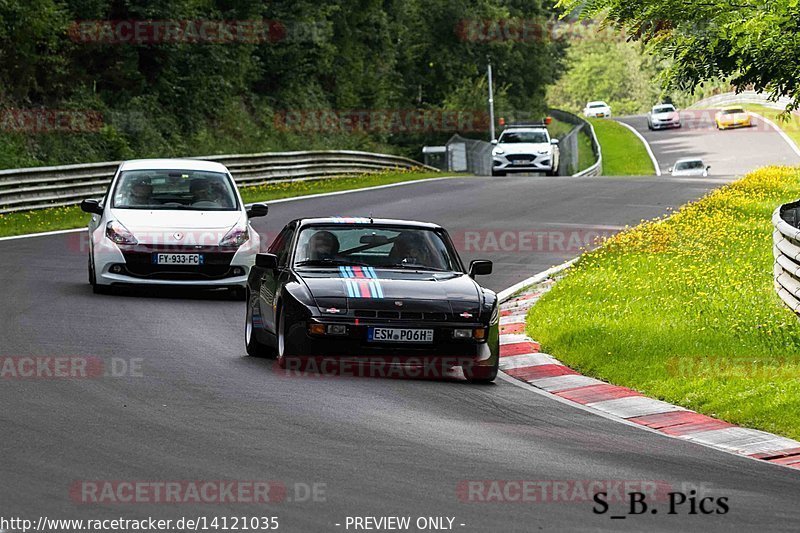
297,268,482,305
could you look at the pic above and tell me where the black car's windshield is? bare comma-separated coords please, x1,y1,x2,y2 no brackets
112,170,238,210
293,225,458,272
498,131,548,144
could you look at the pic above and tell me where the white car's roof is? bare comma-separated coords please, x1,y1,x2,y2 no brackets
587,101,608,106
502,126,547,133
653,104,675,110
119,158,229,173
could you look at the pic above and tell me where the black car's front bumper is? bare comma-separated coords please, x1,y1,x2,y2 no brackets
284,317,499,366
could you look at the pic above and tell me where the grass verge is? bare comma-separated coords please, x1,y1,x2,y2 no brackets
590,118,655,176
527,166,800,440
0,170,444,238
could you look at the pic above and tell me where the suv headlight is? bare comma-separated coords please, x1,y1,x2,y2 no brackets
220,226,249,247
106,220,138,245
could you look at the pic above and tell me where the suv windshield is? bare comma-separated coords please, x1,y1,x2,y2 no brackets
498,130,549,144
112,170,238,210
293,225,458,272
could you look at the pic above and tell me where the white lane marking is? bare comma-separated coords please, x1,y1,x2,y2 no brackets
499,353,560,370
749,112,800,159
500,315,527,325
529,374,605,392
496,259,577,302
617,120,662,176
0,227,84,242
500,333,534,345
586,396,686,418
0,175,459,243
683,427,800,456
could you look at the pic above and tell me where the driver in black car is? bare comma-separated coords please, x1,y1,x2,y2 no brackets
389,231,434,267
307,230,340,260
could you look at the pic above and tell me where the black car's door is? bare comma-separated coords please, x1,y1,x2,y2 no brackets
258,223,296,333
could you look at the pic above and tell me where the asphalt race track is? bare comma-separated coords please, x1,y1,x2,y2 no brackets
619,110,800,176
2,123,800,532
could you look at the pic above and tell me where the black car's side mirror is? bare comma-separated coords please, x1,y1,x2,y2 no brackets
468,260,493,278
80,199,103,215
247,203,269,218
255,253,278,269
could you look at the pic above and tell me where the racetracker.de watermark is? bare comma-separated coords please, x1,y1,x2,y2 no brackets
457,480,681,503
451,227,619,254
0,356,143,379
273,109,491,134
0,109,103,134
69,480,326,504
68,19,326,45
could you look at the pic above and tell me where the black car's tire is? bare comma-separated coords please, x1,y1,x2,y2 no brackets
463,360,499,384
245,296,274,358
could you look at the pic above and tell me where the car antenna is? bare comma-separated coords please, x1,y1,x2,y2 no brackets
369,211,373,223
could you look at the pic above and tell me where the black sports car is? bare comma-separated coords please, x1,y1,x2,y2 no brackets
245,217,500,383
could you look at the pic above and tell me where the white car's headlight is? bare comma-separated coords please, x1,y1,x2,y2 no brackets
220,226,250,247
493,148,505,156
106,220,138,245
537,150,550,155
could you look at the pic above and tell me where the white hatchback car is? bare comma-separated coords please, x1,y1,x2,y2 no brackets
583,101,612,118
80,159,267,296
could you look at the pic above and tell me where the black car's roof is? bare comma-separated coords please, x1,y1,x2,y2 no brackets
294,217,443,230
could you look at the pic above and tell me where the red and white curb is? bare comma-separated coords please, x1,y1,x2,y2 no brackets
499,279,800,471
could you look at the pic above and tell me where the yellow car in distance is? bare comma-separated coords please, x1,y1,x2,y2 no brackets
715,106,752,130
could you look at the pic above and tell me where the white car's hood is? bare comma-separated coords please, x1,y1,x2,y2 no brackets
109,208,244,245
496,142,551,155
653,111,679,120
672,169,707,176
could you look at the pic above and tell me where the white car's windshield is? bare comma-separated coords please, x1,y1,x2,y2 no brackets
498,131,549,144
653,106,675,114
294,226,458,272
112,170,238,210
589,103,607,108
676,161,705,170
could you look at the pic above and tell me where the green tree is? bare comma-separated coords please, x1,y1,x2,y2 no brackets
558,0,800,111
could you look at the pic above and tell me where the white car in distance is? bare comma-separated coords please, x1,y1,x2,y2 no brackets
80,158,267,296
669,158,711,177
583,101,612,118
647,103,682,130
491,125,560,176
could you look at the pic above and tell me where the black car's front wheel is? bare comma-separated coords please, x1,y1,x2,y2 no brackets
245,295,274,358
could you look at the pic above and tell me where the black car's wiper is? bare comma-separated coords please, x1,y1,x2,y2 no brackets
295,259,371,267
375,263,449,272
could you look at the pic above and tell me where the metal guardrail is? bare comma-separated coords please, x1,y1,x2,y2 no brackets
547,109,602,177
773,201,800,313
0,150,435,214
689,91,794,111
